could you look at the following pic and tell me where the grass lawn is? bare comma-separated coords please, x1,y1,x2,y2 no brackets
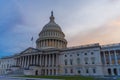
21,75,94,80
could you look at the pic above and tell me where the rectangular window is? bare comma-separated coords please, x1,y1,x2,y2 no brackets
71,69,73,73
64,59,67,65
86,69,89,73
65,69,67,73
77,58,80,65
93,68,96,73
70,59,73,65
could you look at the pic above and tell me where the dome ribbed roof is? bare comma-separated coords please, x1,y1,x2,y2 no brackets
42,11,62,31
42,22,62,31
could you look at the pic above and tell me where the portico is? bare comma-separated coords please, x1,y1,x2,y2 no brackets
16,50,60,75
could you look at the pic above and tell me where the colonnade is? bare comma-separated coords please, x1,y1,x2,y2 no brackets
101,50,120,65
16,53,59,68
37,39,66,48
40,68,59,75
40,31,64,38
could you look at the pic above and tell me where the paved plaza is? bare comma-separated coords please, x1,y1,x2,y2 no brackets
0,76,58,80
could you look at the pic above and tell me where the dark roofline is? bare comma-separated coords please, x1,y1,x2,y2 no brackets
61,43,100,52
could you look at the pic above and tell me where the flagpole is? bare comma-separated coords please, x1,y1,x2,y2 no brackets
31,37,33,47
32,39,33,47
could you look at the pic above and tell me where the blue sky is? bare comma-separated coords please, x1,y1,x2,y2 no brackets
1,0,120,57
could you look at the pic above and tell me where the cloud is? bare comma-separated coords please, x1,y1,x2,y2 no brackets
1,0,120,57
68,17,120,46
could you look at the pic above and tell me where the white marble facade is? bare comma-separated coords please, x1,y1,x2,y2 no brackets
0,12,120,76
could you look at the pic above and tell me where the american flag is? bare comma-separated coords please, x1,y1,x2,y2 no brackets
31,37,33,41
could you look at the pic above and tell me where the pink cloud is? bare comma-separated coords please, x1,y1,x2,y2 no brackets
68,17,120,47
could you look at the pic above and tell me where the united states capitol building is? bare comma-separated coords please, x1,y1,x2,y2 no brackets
0,12,120,76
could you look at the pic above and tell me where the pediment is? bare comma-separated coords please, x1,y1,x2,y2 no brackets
20,47,39,54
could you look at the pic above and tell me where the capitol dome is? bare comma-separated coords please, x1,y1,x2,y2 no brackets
42,20,62,31
36,11,67,49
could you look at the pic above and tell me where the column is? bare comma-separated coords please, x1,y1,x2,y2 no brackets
42,54,44,66
24,56,26,68
32,55,34,65
41,41,43,47
51,39,53,46
26,56,28,67
38,54,40,65
111,68,114,76
26,56,27,67
15,58,19,66
34,55,36,65
46,40,48,47
103,51,106,65
20,57,22,67
108,51,112,65
47,54,48,67
45,40,46,47
22,56,24,68
24,56,25,67
42,55,44,66
56,54,58,66
49,54,51,67
30,55,32,65
19,58,20,66
53,40,55,47
54,54,56,66
24,56,26,67
36,54,38,65
50,54,52,67
23,56,25,68
21,57,23,67
40,54,42,66
18,58,20,66
48,39,49,46
22,56,24,67
41,41,42,47
56,54,58,67
114,50,118,65
16,58,18,66
35,55,37,65
44,55,45,66
52,54,54,67
57,40,59,47
43,41,44,47
44,55,46,67
55,40,57,47
45,55,47,67
27,56,30,67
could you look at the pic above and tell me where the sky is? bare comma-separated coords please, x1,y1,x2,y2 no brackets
0,0,120,57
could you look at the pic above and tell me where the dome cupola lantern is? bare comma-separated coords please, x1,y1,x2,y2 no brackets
36,11,67,49
50,11,54,22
